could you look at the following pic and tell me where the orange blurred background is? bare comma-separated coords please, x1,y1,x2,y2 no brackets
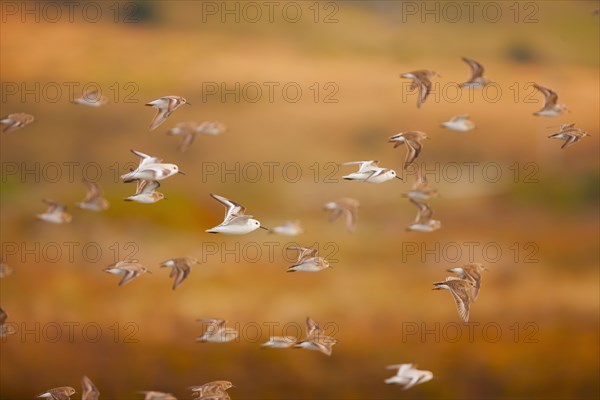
1,1,598,399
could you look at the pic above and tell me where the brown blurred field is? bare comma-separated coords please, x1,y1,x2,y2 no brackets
1,1,599,399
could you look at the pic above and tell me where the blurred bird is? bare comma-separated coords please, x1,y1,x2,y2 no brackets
460,57,491,88
441,114,475,132
190,381,233,399
532,84,568,116
167,121,226,152
124,180,164,204
37,387,76,400
294,317,338,356
268,220,304,236
432,277,474,323
160,257,198,290
196,319,238,343
385,363,433,390
403,165,438,200
146,95,190,130
388,131,429,170
261,336,297,348
103,260,151,286
400,69,439,108
0,258,13,278
323,198,359,232
287,246,331,272
76,179,109,211
447,263,488,302
81,376,99,400
1,112,34,133
139,391,177,400
0,307,16,337
406,198,441,232
71,89,107,107
547,123,589,148
37,199,72,224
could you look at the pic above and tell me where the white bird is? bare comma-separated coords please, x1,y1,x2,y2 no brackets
146,95,190,130
341,160,401,183
384,363,433,390
205,194,268,235
120,149,183,183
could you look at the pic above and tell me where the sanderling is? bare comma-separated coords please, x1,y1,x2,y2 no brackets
294,317,338,356
190,381,234,399
269,220,304,236
139,391,177,400
76,179,109,211
124,180,164,204
340,160,401,183
71,90,108,107
37,199,72,224
460,57,490,88
196,319,238,343
261,336,297,348
37,387,76,400
0,307,16,337
404,166,438,201
0,258,12,278
287,246,331,272
81,376,99,400
323,198,359,232
441,114,475,132
532,84,568,116
167,121,226,152
547,123,589,149
432,277,474,323
385,363,433,390
406,198,440,232
103,260,151,286
447,263,488,302
400,69,439,108
1,112,34,133
121,149,183,182
205,194,268,235
160,257,198,290
146,95,190,130
389,131,429,170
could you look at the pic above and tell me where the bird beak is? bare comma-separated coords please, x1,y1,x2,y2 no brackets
186,102,192,106
395,176,403,180
178,170,186,175
259,226,269,230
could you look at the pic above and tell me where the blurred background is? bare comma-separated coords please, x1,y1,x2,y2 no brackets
1,1,598,399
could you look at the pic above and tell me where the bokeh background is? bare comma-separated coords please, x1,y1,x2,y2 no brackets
1,1,598,399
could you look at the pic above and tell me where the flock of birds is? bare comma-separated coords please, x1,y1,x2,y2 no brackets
0,53,592,399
